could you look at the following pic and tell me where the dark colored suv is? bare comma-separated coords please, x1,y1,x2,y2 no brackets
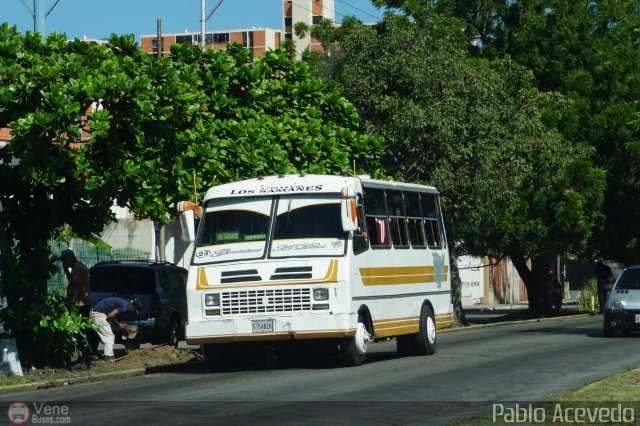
89,260,188,348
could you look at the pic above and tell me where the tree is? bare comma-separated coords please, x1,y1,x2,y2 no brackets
0,24,383,366
307,8,605,315
429,0,640,265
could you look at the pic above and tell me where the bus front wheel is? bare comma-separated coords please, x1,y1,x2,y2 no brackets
415,305,436,355
341,316,370,367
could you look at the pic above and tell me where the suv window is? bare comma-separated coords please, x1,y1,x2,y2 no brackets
91,267,156,294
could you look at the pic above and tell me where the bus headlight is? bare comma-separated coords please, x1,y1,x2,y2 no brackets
313,288,329,301
205,293,220,307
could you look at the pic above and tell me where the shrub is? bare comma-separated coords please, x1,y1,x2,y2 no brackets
577,278,599,313
0,295,95,368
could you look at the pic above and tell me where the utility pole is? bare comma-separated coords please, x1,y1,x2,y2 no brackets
200,0,205,49
34,0,45,33
156,18,163,58
19,0,63,35
200,0,225,49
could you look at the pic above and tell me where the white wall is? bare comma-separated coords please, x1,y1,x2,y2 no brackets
100,218,155,260
458,255,485,306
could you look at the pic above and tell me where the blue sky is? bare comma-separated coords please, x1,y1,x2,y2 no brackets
2,0,385,41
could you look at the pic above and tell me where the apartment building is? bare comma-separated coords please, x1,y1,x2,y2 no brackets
140,1,335,58
284,0,335,55
140,27,282,58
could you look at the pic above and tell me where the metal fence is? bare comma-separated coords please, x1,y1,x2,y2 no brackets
49,241,149,295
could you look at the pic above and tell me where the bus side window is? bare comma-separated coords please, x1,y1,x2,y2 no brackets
352,195,369,255
421,193,443,248
405,191,426,248
363,187,391,248
387,190,409,248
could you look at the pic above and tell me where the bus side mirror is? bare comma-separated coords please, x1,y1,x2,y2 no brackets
179,209,196,242
341,197,358,232
177,200,201,243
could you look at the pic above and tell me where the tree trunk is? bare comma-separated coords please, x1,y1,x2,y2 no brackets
450,248,468,327
0,202,12,305
510,254,549,315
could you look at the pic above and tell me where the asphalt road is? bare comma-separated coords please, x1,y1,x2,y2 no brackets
2,314,638,425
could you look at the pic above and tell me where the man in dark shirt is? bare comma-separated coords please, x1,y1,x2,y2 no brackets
58,249,91,370
58,249,90,315
594,258,614,314
90,297,140,362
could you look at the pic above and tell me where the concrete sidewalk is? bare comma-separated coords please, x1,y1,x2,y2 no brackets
463,300,583,325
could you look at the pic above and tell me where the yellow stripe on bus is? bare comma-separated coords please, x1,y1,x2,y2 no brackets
372,313,453,336
196,259,339,290
360,265,449,286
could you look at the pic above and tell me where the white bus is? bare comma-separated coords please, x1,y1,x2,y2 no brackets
179,174,452,371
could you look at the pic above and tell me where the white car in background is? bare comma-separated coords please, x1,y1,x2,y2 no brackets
603,265,640,337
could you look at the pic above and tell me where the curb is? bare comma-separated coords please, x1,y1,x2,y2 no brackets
0,360,207,396
0,368,147,396
442,312,591,333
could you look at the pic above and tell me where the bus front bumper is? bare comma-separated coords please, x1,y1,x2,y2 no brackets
185,313,355,345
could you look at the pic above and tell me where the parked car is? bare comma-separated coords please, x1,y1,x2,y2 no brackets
603,265,640,337
89,260,188,348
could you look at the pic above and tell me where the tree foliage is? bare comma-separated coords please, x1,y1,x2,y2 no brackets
429,0,640,265
307,8,605,312
0,24,383,365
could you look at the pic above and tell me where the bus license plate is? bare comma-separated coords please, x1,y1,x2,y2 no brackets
636,314,640,324
252,319,274,333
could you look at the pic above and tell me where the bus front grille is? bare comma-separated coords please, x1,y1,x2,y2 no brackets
221,288,312,314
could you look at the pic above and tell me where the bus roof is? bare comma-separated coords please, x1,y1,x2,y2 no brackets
203,174,439,201
360,176,438,193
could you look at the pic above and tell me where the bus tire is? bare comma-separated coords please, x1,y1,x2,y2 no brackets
203,344,229,373
341,316,370,367
415,304,436,355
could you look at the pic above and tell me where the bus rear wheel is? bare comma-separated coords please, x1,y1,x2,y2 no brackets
415,305,436,355
341,316,370,367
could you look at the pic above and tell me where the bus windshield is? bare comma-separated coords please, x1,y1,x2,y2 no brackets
193,195,347,264
270,195,347,258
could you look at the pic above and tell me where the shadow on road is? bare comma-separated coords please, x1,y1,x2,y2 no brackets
151,303,608,376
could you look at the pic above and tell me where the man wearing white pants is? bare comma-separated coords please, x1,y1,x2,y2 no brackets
90,297,140,362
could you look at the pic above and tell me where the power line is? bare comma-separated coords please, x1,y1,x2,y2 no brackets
291,0,382,24
335,0,382,22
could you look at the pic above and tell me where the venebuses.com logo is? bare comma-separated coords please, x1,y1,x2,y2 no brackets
7,401,71,424
7,402,30,424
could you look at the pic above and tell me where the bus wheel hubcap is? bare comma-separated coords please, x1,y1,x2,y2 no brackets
427,316,436,344
355,322,370,355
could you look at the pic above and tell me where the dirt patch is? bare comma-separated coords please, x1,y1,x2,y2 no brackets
106,344,201,371
0,345,203,388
